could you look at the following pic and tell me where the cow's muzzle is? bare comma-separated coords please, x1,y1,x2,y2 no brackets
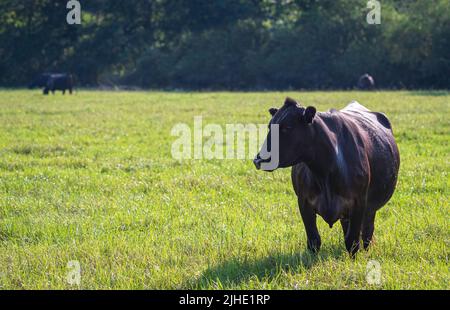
253,154,271,170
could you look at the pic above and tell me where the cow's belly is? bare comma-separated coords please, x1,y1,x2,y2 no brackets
309,193,353,225
292,163,356,225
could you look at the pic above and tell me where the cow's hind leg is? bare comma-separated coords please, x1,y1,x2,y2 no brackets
63,89,66,95
298,198,321,253
362,210,376,250
345,202,365,257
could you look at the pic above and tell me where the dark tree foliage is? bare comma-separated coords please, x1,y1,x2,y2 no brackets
0,0,448,89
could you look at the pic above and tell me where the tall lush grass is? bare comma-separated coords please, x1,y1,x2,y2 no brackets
0,90,448,289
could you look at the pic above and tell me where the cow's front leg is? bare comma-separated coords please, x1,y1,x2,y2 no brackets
345,202,365,257
298,198,321,253
340,218,349,238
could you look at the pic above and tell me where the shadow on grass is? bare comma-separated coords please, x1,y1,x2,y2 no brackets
186,243,347,289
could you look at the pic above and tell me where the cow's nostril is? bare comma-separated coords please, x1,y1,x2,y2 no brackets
253,158,262,170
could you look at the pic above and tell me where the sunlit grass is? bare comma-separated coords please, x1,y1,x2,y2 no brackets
0,90,448,289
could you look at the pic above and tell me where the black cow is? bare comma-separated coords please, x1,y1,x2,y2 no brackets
357,73,375,90
254,98,400,256
43,74,74,95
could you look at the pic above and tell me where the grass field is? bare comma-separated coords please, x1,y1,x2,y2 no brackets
0,90,448,289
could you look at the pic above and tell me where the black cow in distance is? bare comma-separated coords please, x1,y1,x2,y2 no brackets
357,74,375,90
29,73,74,95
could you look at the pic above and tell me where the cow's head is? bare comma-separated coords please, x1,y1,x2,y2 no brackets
253,97,316,171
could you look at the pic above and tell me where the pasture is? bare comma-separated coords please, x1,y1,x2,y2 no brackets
0,90,448,289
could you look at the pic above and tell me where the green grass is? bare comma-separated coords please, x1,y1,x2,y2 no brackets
0,90,448,289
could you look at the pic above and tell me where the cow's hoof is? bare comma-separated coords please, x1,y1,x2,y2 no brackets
307,239,321,254
346,240,360,258
363,236,375,250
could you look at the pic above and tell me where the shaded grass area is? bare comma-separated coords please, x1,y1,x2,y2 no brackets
0,90,448,289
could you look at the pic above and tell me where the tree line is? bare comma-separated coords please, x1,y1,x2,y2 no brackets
0,0,449,89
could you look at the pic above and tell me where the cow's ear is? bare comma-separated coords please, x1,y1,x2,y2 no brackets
269,108,278,116
303,106,316,124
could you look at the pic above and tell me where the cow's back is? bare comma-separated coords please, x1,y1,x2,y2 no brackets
47,74,73,90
